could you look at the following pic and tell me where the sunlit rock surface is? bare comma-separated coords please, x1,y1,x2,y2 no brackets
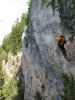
22,0,75,100
2,52,22,78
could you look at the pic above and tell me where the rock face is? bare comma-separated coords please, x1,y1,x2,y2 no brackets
22,0,75,100
2,52,22,78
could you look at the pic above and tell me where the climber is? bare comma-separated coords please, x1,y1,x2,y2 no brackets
56,35,67,59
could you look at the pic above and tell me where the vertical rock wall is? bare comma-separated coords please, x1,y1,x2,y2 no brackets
21,0,75,100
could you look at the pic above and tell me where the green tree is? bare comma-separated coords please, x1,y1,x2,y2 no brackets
2,13,28,55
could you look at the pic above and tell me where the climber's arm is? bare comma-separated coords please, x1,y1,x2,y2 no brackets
63,36,66,44
55,37,60,44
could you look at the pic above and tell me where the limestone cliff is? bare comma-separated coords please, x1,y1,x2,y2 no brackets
22,0,75,100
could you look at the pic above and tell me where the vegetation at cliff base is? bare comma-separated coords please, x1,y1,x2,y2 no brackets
61,73,75,100
0,12,28,100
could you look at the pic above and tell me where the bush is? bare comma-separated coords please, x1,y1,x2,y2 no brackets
61,73,75,100
2,78,18,100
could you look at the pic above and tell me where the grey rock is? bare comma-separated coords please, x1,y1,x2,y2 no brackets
21,0,75,100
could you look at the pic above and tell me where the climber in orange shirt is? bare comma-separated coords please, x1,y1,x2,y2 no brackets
56,35,67,59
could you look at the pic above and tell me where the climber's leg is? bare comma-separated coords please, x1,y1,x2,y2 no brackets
61,47,67,59
62,48,71,61
58,45,67,59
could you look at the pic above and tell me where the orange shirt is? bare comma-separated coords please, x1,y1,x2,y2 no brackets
56,36,65,45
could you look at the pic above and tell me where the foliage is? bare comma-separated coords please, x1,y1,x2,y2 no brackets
0,0,31,99
1,0,30,55
0,63,4,100
41,0,49,6
61,73,75,100
0,12,28,100
0,48,7,61
2,77,18,100
2,13,28,55
0,47,7,100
